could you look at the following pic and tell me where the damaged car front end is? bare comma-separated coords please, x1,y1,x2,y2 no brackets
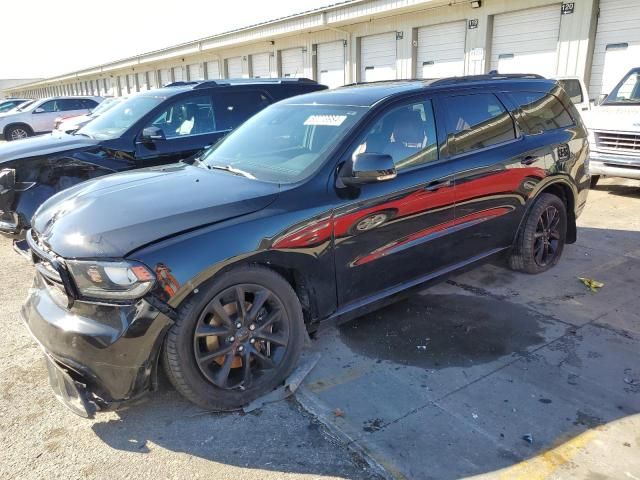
21,228,174,417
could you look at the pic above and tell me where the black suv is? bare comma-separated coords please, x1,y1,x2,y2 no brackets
22,75,590,416
0,79,326,237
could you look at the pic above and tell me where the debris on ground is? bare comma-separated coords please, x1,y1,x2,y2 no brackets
623,377,638,386
578,277,604,292
522,434,534,444
334,408,345,418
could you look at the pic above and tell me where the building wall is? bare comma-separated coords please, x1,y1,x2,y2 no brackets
0,78,41,99
7,0,604,99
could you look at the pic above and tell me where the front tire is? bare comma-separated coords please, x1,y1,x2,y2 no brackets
509,193,567,274
163,265,305,411
5,124,32,141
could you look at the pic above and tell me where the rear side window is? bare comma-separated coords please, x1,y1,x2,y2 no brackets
557,79,583,104
509,91,574,134
57,98,85,111
80,99,99,109
213,91,271,131
442,93,516,156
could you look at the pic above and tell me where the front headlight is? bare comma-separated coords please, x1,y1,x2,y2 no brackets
66,260,155,301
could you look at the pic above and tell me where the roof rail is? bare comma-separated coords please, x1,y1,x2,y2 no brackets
218,77,318,85
429,73,546,86
340,79,420,88
164,81,201,87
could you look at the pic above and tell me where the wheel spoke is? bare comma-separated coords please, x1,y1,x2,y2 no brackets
241,351,252,387
212,353,235,388
255,331,288,346
235,286,246,322
549,230,561,240
256,310,281,331
535,241,544,264
197,344,234,365
208,299,234,327
251,347,276,369
533,231,544,238
195,323,230,338
247,289,271,322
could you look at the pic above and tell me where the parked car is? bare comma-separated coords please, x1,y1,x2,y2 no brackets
54,96,125,133
582,67,640,186
0,96,103,141
555,76,590,112
21,74,589,417
0,98,32,113
0,79,326,237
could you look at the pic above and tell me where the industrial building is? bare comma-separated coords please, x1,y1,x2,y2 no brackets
6,0,639,100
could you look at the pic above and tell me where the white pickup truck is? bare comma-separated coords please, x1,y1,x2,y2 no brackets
582,68,640,187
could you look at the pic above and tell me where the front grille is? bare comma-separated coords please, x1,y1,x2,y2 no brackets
594,131,640,153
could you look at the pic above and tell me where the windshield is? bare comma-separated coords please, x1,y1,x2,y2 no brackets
88,97,123,117
200,104,367,183
76,95,164,140
604,69,640,104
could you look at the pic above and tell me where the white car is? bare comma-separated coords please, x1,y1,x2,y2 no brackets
54,97,124,134
555,76,591,113
0,96,103,141
582,68,640,186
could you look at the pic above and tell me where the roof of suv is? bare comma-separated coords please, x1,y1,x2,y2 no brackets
138,78,322,98
281,74,559,107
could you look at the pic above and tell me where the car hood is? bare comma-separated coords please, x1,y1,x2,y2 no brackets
31,163,280,258
0,132,98,164
582,105,640,132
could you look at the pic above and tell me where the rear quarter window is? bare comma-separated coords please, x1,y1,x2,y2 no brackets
509,91,574,135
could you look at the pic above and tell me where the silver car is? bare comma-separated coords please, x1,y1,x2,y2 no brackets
0,96,103,141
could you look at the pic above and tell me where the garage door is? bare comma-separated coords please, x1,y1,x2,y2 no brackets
159,69,171,86
173,67,185,82
317,41,345,88
490,5,560,77
417,21,466,78
188,63,203,81
360,32,396,82
281,48,304,78
206,61,221,79
137,72,148,91
589,0,640,98
226,57,243,78
251,53,271,78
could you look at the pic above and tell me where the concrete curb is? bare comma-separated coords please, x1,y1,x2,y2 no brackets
296,385,402,480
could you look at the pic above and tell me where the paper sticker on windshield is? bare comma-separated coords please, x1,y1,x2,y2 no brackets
304,115,347,126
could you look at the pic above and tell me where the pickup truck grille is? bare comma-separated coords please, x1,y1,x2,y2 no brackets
594,131,640,153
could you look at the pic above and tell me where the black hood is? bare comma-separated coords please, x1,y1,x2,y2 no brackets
0,132,98,164
31,163,280,258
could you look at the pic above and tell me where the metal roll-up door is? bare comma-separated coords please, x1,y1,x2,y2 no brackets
173,67,185,82
137,72,148,91
251,53,271,78
127,74,137,93
589,0,640,98
188,63,203,81
159,69,171,86
417,21,466,78
490,5,560,77
206,61,221,79
118,76,127,95
226,57,243,78
317,41,345,88
281,48,304,78
360,32,397,82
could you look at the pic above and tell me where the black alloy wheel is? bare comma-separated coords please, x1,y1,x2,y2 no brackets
193,284,289,390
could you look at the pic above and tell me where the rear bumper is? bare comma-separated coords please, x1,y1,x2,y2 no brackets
21,274,172,416
589,150,640,180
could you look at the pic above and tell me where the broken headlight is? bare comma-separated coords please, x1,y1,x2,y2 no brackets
66,260,155,301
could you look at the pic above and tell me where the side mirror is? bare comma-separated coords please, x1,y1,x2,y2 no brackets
341,153,397,186
140,126,166,143
596,93,608,106
33,108,45,114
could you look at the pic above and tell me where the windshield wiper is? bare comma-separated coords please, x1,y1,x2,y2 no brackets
208,164,256,179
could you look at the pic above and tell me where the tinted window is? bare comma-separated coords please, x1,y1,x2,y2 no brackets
38,100,58,112
443,93,515,155
557,79,583,104
80,99,99,109
605,69,640,104
214,91,271,131
57,98,85,111
352,99,438,170
510,91,574,134
147,95,216,139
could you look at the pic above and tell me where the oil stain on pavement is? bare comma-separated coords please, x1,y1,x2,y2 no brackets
339,294,547,369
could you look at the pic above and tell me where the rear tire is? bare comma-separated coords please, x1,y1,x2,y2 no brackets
5,124,32,141
162,265,305,411
589,175,600,189
509,193,567,274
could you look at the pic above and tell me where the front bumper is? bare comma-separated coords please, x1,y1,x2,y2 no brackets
21,273,172,417
589,150,640,180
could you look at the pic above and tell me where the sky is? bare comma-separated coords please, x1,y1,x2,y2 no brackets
0,0,336,79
